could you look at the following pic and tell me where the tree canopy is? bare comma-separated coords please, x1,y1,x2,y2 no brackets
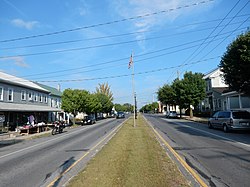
219,31,250,95
157,71,206,117
96,82,113,101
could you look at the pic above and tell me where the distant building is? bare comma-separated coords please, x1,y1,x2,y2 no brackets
0,71,64,132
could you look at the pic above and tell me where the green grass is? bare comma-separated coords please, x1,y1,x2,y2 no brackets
68,115,190,187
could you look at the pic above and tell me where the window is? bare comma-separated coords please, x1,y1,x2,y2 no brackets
44,95,48,103
34,93,38,102
51,98,54,107
39,93,42,102
0,87,3,101
8,88,13,102
28,92,33,101
21,90,26,100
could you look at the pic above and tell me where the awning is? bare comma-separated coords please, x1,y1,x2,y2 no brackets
0,102,62,112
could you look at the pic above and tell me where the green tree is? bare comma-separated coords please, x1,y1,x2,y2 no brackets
219,31,250,95
182,72,206,118
86,93,102,115
62,89,89,124
96,82,114,101
157,84,176,107
172,78,186,118
96,93,113,113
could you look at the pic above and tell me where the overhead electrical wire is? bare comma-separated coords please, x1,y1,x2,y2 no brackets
11,56,220,83
4,26,245,83
36,56,221,83
1,21,247,59
2,13,249,51
0,0,214,43
167,0,249,80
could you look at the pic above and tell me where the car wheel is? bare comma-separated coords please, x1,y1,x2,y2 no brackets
208,122,213,129
223,124,229,133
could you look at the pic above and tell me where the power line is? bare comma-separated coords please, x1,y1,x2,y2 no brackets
40,56,221,83
2,13,249,51
167,0,248,80
0,0,214,43
12,56,220,83
13,27,247,80
180,0,250,75
1,22,247,59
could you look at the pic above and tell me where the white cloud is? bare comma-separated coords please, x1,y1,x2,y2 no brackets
112,0,213,31
11,19,39,30
1,56,29,68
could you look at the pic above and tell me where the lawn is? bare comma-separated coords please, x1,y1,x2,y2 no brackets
68,114,190,187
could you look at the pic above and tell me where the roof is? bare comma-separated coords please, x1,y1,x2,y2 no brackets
203,68,220,79
212,87,229,94
0,102,62,112
0,71,49,93
36,83,62,97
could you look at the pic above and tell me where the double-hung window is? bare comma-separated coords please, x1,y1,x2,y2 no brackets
0,87,3,101
21,90,26,101
8,88,13,102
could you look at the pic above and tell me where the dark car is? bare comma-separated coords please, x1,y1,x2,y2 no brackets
208,110,250,132
82,115,96,125
116,112,125,119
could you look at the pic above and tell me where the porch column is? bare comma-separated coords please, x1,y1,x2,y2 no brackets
239,94,242,109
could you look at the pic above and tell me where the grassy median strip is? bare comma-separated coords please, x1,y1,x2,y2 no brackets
68,115,190,187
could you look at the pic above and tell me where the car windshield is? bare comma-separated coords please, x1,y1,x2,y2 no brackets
232,111,250,119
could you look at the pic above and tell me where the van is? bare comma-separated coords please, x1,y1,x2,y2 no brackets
208,110,250,132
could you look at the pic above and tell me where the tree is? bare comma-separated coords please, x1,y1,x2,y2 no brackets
157,84,176,108
96,82,113,101
86,93,102,115
182,72,206,118
62,89,88,124
219,31,250,95
95,93,113,114
172,78,186,118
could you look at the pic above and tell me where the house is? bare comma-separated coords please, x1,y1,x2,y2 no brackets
222,91,250,111
0,71,63,132
199,68,250,113
199,68,228,112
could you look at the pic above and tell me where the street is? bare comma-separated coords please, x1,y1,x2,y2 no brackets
0,117,127,187
144,114,250,187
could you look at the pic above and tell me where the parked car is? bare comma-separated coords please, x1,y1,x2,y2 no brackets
116,111,125,119
208,110,250,132
82,115,96,125
166,111,177,118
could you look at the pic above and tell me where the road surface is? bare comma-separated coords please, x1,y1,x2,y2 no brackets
0,117,126,187
144,114,250,187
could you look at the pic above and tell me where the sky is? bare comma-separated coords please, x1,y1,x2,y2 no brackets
0,0,249,108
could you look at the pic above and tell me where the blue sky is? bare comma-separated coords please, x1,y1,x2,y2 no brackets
0,0,249,108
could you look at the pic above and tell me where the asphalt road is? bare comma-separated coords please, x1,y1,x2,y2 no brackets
144,114,250,187
0,117,127,187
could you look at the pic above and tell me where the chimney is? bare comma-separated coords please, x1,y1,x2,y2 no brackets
57,84,61,91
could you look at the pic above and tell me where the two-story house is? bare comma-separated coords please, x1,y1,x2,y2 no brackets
200,68,228,112
0,71,62,131
200,68,250,113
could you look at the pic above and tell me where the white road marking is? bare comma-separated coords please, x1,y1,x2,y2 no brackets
0,119,115,159
162,118,250,148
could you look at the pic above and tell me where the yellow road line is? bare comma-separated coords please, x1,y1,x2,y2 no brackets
145,116,208,187
47,119,127,187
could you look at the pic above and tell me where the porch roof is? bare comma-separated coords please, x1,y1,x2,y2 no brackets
0,102,62,112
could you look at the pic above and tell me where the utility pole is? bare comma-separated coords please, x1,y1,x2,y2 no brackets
135,93,137,119
129,53,136,127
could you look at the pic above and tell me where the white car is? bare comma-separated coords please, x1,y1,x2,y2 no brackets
166,111,177,118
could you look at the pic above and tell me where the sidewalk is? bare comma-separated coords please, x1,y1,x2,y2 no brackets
182,115,208,124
